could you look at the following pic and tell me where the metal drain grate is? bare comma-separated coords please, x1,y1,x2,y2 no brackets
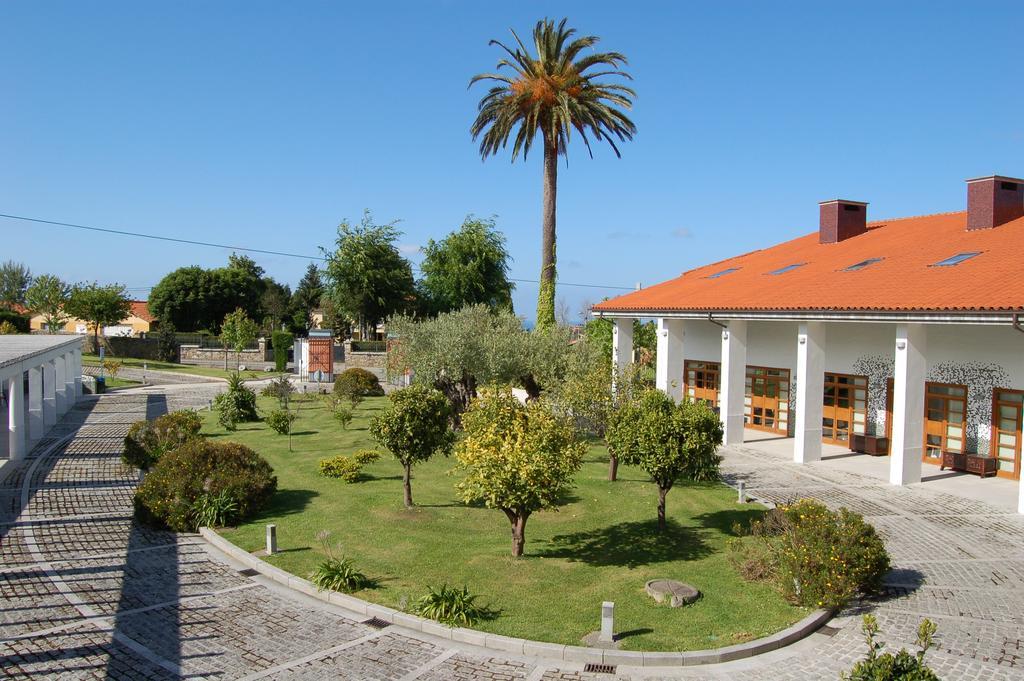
583,663,617,674
362,617,391,629
237,568,259,577
818,624,841,637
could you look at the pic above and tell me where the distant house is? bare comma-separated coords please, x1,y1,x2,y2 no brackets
30,300,158,337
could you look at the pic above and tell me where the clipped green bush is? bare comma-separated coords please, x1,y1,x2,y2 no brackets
134,440,277,532
261,375,294,405
122,409,203,471
414,584,495,626
731,498,890,609
843,615,939,681
319,455,363,483
333,367,384,399
266,409,296,436
271,330,293,372
352,449,380,466
214,372,259,431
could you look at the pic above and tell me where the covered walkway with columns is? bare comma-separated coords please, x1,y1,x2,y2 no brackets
0,335,83,462
608,314,1024,514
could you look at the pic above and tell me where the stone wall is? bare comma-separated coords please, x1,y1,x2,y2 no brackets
82,335,165,360
179,337,272,367
343,351,387,370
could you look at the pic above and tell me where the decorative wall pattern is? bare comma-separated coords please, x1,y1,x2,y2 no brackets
852,355,894,436
927,361,1009,455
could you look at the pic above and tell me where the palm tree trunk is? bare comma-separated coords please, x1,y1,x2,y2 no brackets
535,139,557,329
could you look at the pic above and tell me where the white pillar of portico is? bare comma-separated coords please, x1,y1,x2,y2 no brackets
27,365,44,443
43,359,57,427
54,354,68,416
719,320,748,445
0,376,9,459
612,317,634,393
62,352,76,409
655,318,685,402
890,323,926,485
794,322,826,463
7,371,26,460
72,349,82,398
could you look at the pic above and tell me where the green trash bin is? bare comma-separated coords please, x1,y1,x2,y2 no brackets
95,376,106,394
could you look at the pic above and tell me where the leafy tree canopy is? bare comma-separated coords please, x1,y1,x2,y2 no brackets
323,210,416,339
0,260,31,310
149,257,264,333
65,282,132,343
583,316,656,363
25,274,70,331
419,216,514,315
291,263,324,331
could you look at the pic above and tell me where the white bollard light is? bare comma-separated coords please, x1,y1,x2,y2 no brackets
599,601,614,643
737,480,746,503
266,524,278,555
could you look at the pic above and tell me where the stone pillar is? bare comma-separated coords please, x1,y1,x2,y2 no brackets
719,320,748,446
54,355,68,416
28,365,44,443
43,360,57,427
63,353,76,410
794,322,826,463
611,318,634,393
890,324,926,485
655,318,685,402
8,372,26,460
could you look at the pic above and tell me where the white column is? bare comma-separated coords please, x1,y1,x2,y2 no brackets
28,365,44,443
794,322,826,463
0,375,9,458
55,355,68,416
43,360,57,427
611,318,634,392
656,318,685,402
8,372,26,460
63,353,76,410
719,320,748,445
72,349,82,399
890,324,926,485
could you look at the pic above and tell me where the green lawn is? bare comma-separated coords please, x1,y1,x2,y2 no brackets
103,376,141,389
208,396,806,651
83,354,243,380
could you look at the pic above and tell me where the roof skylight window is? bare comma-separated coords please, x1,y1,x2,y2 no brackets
706,267,739,279
843,257,884,272
767,263,806,275
931,252,981,267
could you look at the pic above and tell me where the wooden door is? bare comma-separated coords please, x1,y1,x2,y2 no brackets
684,360,720,408
744,366,790,435
923,382,967,463
823,373,868,446
992,389,1023,480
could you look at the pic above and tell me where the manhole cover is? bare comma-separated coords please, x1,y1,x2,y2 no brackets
645,579,700,607
362,617,391,629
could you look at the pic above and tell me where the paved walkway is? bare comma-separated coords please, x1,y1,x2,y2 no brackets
2,386,1023,679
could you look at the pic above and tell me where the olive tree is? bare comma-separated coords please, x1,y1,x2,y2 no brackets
370,384,454,508
454,389,585,557
606,390,723,531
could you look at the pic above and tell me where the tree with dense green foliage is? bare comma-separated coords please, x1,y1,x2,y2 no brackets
149,257,264,333
323,211,415,340
0,309,30,333
65,282,131,346
583,316,657,363
369,384,455,508
607,391,723,531
220,308,259,370
260,279,293,333
470,18,636,329
24,274,70,332
157,320,178,362
454,389,585,556
271,330,293,372
0,260,31,310
419,216,514,314
291,263,325,331
122,410,202,471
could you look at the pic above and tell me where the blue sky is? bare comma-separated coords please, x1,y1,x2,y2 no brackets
3,1,1023,323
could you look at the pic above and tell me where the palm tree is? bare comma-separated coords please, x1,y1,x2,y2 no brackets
470,18,636,328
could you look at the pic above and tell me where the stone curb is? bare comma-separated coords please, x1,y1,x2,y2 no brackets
199,528,834,667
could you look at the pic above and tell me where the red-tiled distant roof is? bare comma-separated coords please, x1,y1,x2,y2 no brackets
130,300,156,322
593,211,1024,314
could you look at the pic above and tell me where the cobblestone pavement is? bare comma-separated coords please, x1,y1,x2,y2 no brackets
2,387,1023,679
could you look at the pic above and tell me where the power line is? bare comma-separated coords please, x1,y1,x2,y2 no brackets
0,212,635,291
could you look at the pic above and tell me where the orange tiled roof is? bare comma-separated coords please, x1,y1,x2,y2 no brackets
130,300,156,322
593,211,1024,314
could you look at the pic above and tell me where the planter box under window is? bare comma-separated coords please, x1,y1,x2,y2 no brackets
940,451,997,478
850,434,889,456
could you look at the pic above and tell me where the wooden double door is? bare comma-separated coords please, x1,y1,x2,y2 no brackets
992,389,1023,480
684,360,720,409
744,366,791,435
822,373,868,446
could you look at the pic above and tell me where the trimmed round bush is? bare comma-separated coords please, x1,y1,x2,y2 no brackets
122,410,202,471
333,368,384,398
134,440,277,532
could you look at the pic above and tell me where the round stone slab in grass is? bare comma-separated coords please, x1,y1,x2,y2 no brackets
645,579,700,607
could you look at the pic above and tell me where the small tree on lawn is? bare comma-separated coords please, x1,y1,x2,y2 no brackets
370,384,454,509
454,389,585,557
65,282,131,347
24,274,70,332
607,390,723,531
220,307,259,370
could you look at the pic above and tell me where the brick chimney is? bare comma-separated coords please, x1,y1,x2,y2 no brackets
966,175,1024,230
819,199,868,244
